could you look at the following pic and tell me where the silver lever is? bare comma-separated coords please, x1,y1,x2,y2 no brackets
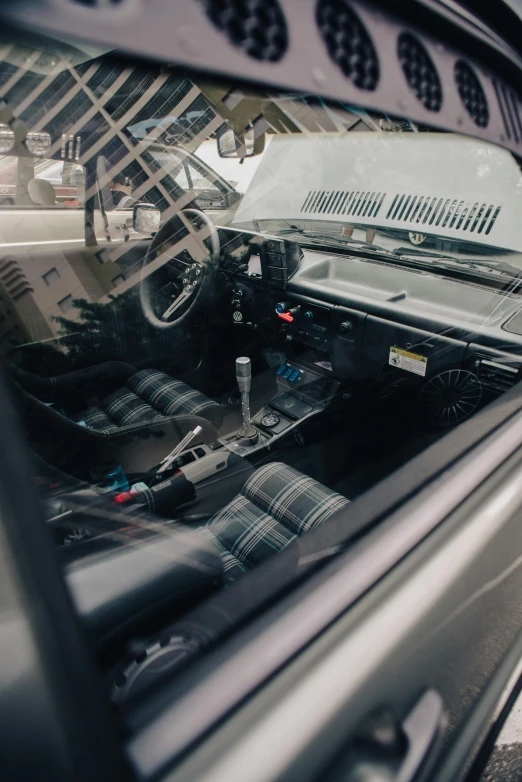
236,357,258,441
157,425,202,474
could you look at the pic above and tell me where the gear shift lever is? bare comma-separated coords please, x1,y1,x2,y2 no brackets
236,356,258,443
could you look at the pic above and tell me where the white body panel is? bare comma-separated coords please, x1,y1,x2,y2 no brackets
0,205,235,256
233,133,522,251
0,208,136,254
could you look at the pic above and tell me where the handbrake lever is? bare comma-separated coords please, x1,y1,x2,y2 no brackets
157,425,203,474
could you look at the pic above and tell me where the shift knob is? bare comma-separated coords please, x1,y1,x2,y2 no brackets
235,356,257,443
236,356,252,394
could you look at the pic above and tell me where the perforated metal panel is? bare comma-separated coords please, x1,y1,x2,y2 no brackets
397,32,442,112
455,59,489,127
316,0,379,90
203,0,288,62
2,0,522,158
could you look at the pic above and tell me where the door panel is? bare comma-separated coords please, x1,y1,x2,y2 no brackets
162,422,522,782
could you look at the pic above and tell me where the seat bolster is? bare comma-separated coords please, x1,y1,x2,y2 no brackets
207,494,295,575
13,361,136,404
243,462,350,535
79,406,119,433
199,527,247,582
127,369,223,427
127,370,186,414
66,529,223,647
100,387,159,426
205,462,350,583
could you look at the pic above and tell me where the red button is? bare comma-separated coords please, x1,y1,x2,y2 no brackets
277,312,294,323
114,491,133,503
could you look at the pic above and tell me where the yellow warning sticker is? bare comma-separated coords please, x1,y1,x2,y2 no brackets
389,347,427,377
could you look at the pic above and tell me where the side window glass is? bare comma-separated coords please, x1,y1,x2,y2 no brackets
184,160,231,211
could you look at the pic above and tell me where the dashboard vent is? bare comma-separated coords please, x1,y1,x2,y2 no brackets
300,189,385,217
385,194,501,235
397,32,442,112
493,79,522,144
454,60,489,127
476,359,519,392
316,0,379,91
203,0,288,62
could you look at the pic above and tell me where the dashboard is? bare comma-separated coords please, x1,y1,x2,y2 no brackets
221,228,522,397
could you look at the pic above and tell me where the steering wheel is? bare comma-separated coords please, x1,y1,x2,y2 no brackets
139,208,220,329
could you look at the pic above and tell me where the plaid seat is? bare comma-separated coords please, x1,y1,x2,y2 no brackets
127,370,221,419
76,368,222,434
205,462,350,583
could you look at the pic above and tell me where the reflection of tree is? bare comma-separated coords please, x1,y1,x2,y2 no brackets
6,287,191,377
8,340,70,375
54,288,173,369
2,307,70,375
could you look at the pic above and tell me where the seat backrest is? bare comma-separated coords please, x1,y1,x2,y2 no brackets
28,177,57,205
206,462,350,582
10,373,220,480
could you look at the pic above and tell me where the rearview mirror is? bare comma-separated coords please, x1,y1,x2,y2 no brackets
133,202,161,234
217,125,265,159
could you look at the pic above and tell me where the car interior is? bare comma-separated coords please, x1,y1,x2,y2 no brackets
2,22,522,723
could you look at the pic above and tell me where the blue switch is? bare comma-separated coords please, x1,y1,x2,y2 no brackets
277,364,287,375
290,370,300,383
284,367,293,379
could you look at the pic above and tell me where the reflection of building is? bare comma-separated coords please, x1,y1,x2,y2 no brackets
0,250,124,346
2,43,378,219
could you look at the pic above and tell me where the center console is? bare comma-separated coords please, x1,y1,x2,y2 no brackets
217,349,341,458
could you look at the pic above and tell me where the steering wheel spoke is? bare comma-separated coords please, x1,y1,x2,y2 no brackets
161,285,194,320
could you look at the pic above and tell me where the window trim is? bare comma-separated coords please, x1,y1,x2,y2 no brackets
42,267,60,286
57,294,73,313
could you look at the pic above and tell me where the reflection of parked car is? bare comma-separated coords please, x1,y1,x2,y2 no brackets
0,144,243,254
0,155,137,251
133,140,243,224
0,156,84,205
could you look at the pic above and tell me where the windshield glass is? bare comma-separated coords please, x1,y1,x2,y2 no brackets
231,131,522,266
2,32,522,704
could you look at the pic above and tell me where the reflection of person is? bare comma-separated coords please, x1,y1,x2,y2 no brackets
109,173,135,208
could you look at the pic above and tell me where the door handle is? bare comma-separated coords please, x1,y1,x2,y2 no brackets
396,690,444,782
325,690,444,781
